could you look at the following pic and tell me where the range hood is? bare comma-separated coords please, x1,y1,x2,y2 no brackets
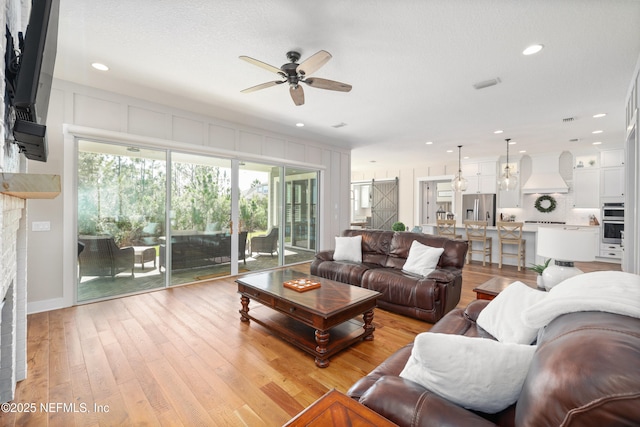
521,154,569,194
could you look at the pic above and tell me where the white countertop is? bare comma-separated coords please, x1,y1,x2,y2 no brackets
421,223,599,233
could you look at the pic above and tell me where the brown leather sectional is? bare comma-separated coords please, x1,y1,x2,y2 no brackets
347,299,640,426
310,229,468,323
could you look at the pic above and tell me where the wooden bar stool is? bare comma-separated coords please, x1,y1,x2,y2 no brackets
497,221,526,271
464,220,492,266
436,219,462,239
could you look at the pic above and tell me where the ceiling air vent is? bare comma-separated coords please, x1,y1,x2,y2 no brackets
332,122,348,128
563,117,575,123
473,78,501,90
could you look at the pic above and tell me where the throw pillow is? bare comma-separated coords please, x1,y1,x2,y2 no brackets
402,240,444,276
476,281,547,344
399,333,536,413
333,235,363,263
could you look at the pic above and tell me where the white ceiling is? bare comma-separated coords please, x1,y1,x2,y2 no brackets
54,0,640,172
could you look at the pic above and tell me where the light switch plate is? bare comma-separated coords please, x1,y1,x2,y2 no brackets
32,221,51,232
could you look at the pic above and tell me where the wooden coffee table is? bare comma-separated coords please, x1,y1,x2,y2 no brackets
473,276,540,300
237,269,380,368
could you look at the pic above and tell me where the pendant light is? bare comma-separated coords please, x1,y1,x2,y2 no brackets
451,145,468,192
498,138,518,191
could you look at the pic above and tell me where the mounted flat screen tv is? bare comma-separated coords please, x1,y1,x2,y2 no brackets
8,0,60,162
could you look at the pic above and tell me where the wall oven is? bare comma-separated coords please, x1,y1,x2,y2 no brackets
602,203,624,244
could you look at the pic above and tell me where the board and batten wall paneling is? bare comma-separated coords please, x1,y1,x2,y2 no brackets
128,106,169,139
173,116,204,145
208,124,236,151
73,93,122,132
264,136,285,159
287,141,306,163
24,79,351,313
239,130,263,155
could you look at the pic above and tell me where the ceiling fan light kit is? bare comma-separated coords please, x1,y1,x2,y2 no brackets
239,50,352,106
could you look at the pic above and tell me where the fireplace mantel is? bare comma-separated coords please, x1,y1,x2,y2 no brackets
0,173,61,199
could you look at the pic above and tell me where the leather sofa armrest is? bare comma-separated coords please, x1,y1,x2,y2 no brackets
425,268,458,283
464,299,490,322
359,376,496,427
314,250,335,261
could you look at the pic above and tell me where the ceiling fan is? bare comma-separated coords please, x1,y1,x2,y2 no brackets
239,50,352,106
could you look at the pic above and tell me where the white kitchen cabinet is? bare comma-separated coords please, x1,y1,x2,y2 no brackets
600,167,625,199
600,242,622,259
499,188,520,208
573,168,599,208
462,161,497,194
600,149,625,167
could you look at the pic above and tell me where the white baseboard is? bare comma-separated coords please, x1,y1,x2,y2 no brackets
27,297,69,314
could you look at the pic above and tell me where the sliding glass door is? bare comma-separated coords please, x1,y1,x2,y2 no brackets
284,167,318,265
77,141,167,302
77,139,320,303
167,153,233,285
238,162,281,271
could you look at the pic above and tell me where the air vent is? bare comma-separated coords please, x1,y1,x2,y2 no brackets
569,138,579,142
563,117,575,122
332,122,348,128
473,78,501,90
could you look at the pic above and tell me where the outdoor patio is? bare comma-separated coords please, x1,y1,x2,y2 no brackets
77,246,315,302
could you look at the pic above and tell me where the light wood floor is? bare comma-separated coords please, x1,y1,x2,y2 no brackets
2,260,619,426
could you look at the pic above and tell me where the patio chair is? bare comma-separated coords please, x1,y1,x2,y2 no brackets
78,235,135,280
251,227,278,257
134,222,162,245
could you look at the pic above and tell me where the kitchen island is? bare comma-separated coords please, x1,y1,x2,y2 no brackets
421,223,600,268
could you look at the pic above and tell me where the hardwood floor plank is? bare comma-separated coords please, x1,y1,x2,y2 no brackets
5,260,619,426
146,357,216,426
117,379,162,427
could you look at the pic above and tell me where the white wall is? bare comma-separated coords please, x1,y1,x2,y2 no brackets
25,79,352,312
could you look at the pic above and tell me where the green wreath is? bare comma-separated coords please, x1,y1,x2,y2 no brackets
534,195,557,213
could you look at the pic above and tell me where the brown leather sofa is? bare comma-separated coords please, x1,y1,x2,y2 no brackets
310,230,468,322
347,299,640,426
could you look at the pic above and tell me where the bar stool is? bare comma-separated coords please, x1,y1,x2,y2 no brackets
436,219,462,239
464,220,492,266
497,221,526,271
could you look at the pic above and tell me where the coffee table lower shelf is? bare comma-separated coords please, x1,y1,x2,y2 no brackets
240,305,373,367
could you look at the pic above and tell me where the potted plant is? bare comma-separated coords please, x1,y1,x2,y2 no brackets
392,221,406,232
529,258,551,289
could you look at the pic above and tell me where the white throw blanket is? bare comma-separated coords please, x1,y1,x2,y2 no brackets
522,271,640,328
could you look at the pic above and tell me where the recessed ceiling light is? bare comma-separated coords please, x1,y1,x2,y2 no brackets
494,130,503,134
425,141,433,145
91,62,109,71
523,44,544,55
592,130,603,134
508,140,516,145
446,149,453,153
463,156,469,159
295,122,304,127
593,113,607,118
519,150,527,153
593,141,602,145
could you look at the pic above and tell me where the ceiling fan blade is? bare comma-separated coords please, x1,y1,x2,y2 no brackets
290,85,305,106
239,56,282,74
241,80,284,93
297,50,332,76
304,77,352,92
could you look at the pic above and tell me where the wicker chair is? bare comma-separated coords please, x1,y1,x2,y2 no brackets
251,227,278,256
78,236,135,280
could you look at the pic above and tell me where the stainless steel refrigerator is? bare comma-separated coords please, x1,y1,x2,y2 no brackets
462,193,496,226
